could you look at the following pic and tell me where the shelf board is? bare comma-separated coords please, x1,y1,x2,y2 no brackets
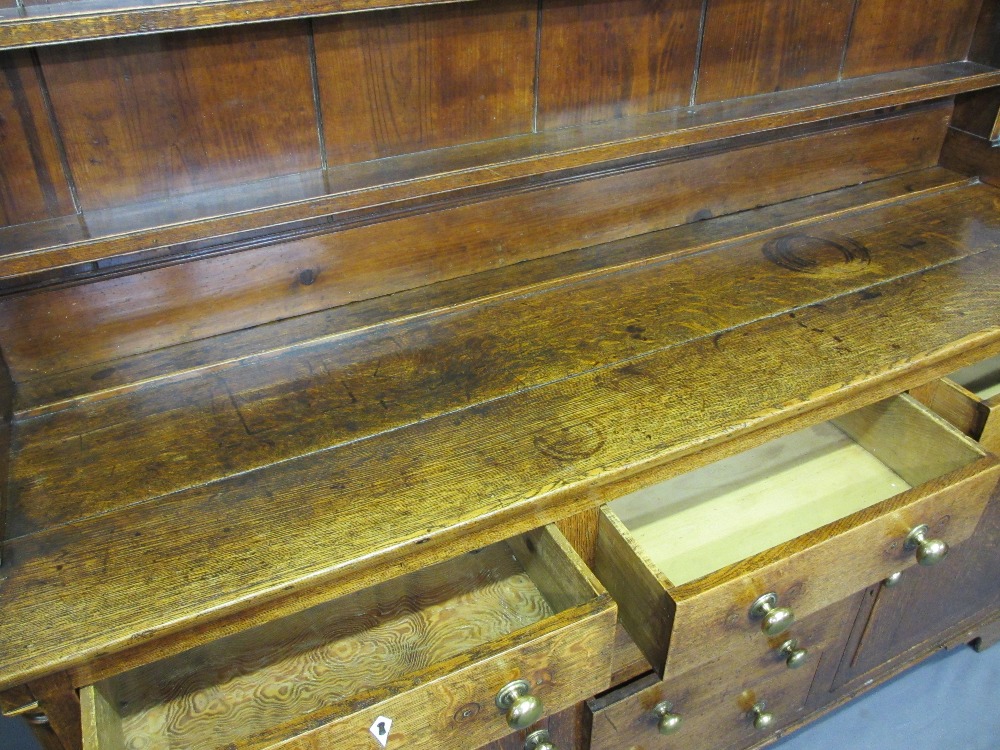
0,0,475,50
2,175,999,691
1,61,998,282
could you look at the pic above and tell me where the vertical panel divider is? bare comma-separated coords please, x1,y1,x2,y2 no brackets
689,0,710,107
532,0,544,133
30,47,81,216
307,20,329,172
839,0,862,81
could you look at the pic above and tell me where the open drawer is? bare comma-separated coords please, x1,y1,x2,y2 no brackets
911,353,1000,453
594,393,1000,678
80,526,616,750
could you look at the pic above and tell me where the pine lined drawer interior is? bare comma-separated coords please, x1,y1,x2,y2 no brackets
80,526,616,750
595,393,1000,678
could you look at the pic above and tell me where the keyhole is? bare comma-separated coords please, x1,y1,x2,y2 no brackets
378,722,387,736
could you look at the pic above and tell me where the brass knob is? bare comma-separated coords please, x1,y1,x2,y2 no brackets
904,525,949,566
496,679,544,730
653,701,682,735
749,701,775,731
778,638,809,669
749,593,795,636
524,729,556,750
883,571,904,588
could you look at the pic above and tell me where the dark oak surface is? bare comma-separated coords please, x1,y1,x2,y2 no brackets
314,0,536,164
0,50,75,227
536,0,701,128
1,62,997,280
843,0,984,78
37,23,320,210
695,0,853,103
0,0,483,50
1,176,1000,692
0,106,951,380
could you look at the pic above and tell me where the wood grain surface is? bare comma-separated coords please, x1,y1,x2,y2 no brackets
1,61,994,280
315,0,535,164
3,180,1000,690
536,0,702,129
910,378,990,439
37,23,320,210
0,0,483,50
6,174,991,539
843,0,983,78
0,50,74,226
80,529,614,750
12,167,969,415
588,591,864,750
0,106,952,381
695,0,854,103
103,545,552,749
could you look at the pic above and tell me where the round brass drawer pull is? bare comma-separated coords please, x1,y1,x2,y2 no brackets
778,638,809,669
749,592,795,636
884,571,904,588
904,524,949,566
653,701,683,735
496,679,544,730
749,701,775,731
524,729,556,750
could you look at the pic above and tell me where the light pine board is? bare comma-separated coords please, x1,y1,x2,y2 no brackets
609,422,911,585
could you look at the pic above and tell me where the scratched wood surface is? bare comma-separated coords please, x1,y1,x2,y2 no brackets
0,50,74,227
7,176,995,538
37,23,320,210
536,0,702,129
0,105,952,381
9,167,968,416
2,177,1000,690
314,0,535,164
695,0,854,103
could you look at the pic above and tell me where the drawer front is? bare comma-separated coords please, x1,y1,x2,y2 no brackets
596,394,1000,677
588,646,820,750
589,590,856,750
81,526,616,750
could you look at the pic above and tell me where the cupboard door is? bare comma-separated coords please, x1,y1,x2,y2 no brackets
831,486,1000,690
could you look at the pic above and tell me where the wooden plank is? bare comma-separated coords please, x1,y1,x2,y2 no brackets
0,61,996,280
536,0,701,129
909,377,989,438
31,672,81,750
0,50,74,227
834,394,985,486
9,179,996,540
37,23,321,211
13,167,972,415
0,106,952,381
940,126,1000,187
80,683,126,750
843,0,983,78
2,218,1000,691
0,347,10,559
696,0,854,103
0,0,484,50
315,0,535,165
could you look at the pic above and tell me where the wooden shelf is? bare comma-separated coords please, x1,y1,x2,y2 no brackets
2,171,999,691
1,62,998,282
0,0,475,50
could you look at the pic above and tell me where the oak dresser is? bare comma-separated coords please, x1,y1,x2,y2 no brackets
1,1,999,749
